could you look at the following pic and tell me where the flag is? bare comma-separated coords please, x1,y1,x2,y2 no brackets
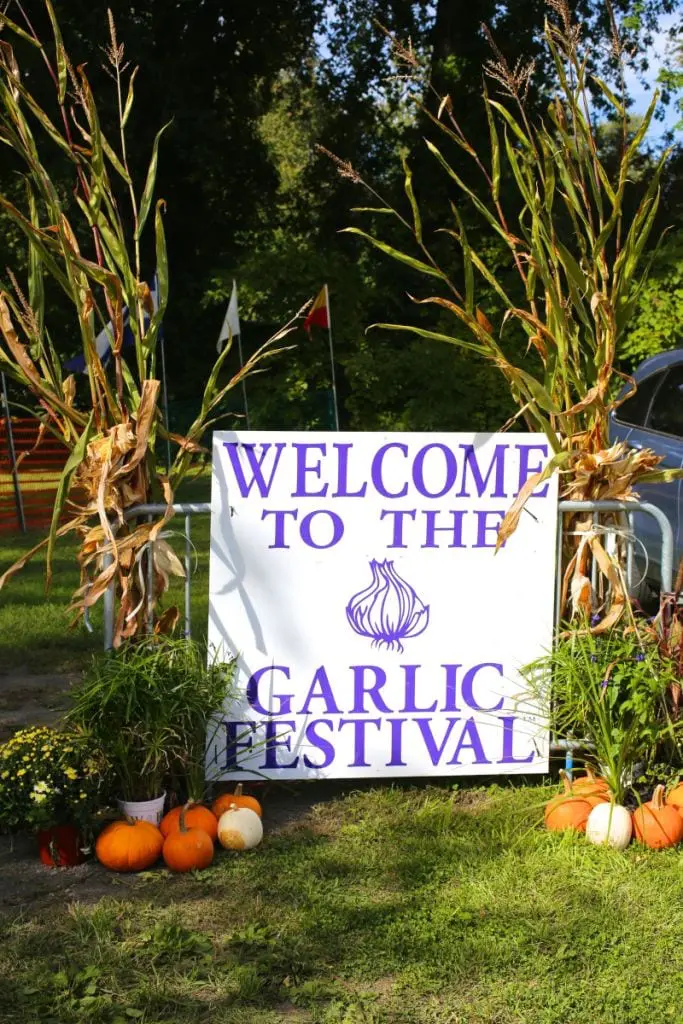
217,279,241,353
304,285,329,333
64,316,122,373
64,277,159,374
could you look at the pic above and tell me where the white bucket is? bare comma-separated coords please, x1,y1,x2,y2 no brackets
117,792,166,825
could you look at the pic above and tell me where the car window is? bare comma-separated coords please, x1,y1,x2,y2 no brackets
615,371,664,427
647,366,683,438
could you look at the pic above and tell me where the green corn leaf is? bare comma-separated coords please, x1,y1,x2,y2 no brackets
484,94,501,203
638,468,683,485
12,78,74,160
554,240,587,295
154,200,169,315
425,140,512,247
122,67,138,128
46,412,94,588
136,121,172,240
503,130,535,208
26,187,45,340
539,135,556,215
508,365,561,415
75,196,127,277
402,155,422,244
487,100,533,149
101,134,132,184
0,196,70,292
450,206,474,313
78,71,105,181
0,15,41,48
423,108,477,157
591,77,626,117
121,357,141,408
351,207,396,214
369,322,488,356
624,93,659,167
44,0,67,104
340,228,446,280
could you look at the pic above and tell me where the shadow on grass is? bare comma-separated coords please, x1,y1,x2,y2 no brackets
3,782,682,1024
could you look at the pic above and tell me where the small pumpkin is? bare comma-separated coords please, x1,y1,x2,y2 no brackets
665,782,683,816
217,803,263,851
96,818,164,872
544,770,593,833
571,766,610,799
585,801,632,850
160,802,218,841
212,783,262,819
162,807,215,873
633,785,683,849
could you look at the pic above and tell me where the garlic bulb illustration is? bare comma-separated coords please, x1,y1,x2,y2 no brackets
346,560,429,652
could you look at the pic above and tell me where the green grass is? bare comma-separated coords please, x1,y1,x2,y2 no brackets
2,782,683,1023
0,474,211,673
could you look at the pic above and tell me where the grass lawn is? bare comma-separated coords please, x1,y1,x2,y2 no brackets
0,473,212,674
2,782,683,1023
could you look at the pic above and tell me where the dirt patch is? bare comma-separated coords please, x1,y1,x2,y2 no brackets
0,832,141,917
0,671,75,741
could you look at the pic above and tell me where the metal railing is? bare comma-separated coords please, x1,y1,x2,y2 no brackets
103,497,675,651
102,498,675,773
103,502,211,651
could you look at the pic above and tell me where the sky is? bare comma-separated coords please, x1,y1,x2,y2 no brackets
624,12,681,143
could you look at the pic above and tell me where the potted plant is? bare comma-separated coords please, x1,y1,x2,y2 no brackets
521,622,683,803
67,637,236,823
0,726,109,866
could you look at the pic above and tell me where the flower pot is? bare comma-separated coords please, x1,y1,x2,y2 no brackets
117,792,166,825
37,825,85,868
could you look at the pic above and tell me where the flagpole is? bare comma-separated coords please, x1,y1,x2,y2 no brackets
236,332,251,430
324,284,340,431
1,372,26,533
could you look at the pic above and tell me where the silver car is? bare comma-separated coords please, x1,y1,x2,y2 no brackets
609,349,683,595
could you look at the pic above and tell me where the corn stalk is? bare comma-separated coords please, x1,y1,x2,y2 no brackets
0,2,294,644
338,1,682,629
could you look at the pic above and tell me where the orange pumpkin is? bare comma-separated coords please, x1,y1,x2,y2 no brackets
160,802,218,841
544,771,593,832
212,783,262,819
633,785,683,849
665,782,683,816
162,808,214,873
96,818,164,872
571,766,610,799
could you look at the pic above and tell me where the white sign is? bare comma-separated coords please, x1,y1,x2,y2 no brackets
207,432,557,780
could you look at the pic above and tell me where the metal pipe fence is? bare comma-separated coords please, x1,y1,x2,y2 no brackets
104,498,674,651
102,498,675,771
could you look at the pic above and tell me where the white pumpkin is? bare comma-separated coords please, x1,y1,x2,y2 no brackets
585,801,632,850
217,805,263,851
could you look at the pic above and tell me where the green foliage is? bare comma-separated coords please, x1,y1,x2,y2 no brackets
621,231,683,364
66,637,236,801
522,624,682,801
0,725,109,831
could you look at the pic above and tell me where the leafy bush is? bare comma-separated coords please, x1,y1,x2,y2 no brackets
522,624,683,800
0,726,109,832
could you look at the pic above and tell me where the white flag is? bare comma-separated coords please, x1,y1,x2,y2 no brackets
217,279,240,353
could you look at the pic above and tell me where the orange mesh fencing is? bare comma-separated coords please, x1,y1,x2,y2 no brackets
0,418,70,534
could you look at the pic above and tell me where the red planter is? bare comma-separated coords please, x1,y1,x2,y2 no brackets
36,825,85,868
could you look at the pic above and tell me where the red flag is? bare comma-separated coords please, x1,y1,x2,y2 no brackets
304,285,329,333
